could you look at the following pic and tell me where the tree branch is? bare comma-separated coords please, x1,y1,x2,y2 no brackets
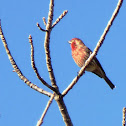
55,95,73,126
37,23,47,32
122,107,126,126
62,0,123,97
37,93,55,126
44,0,58,90
29,35,57,92
43,0,73,125
0,21,52,97
52,10,68,29
42,17,47,26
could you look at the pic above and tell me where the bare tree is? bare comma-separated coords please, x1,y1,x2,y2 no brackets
0,0,123,126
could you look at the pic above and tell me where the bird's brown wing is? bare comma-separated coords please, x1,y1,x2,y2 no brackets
92,57,106,77
84,47,106,77
84,47,104,75
84,46,115,89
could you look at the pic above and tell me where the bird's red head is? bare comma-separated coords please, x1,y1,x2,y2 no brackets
69,38,85,51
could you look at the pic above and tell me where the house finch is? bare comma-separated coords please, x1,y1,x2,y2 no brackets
69,38,115,89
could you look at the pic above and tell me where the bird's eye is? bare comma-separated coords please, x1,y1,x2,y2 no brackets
73,41,76,46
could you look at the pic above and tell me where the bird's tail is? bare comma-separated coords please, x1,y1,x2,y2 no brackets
104,75,115,90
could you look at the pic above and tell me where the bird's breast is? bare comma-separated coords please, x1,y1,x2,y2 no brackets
72,48,97,72
72,48,88,67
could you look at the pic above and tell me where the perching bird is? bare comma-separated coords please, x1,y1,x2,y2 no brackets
69,38,115,89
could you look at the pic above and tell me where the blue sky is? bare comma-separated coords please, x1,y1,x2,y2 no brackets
0,0,126,126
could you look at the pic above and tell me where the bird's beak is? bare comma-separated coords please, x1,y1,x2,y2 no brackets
68,41,72,44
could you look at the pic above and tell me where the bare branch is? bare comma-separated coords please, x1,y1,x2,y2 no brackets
36,93,55,126
43,17,47,26
43,0,73,125
37,22,47,32
29,35,57,92
44,0,58,90
55,95,73,126
62,0,123,97
0,22,52,97
122,107,126,126
52,10,68,28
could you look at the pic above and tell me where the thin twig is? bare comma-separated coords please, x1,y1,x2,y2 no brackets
122,107,126,126
37,23,47,32
29,35,58,92
36,93,55,126
44,0,58,90
52,10,68,28
0,21,52,97
62,0,123,97
43,17,47,26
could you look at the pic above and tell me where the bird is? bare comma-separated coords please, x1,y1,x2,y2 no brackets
68,38,115,89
